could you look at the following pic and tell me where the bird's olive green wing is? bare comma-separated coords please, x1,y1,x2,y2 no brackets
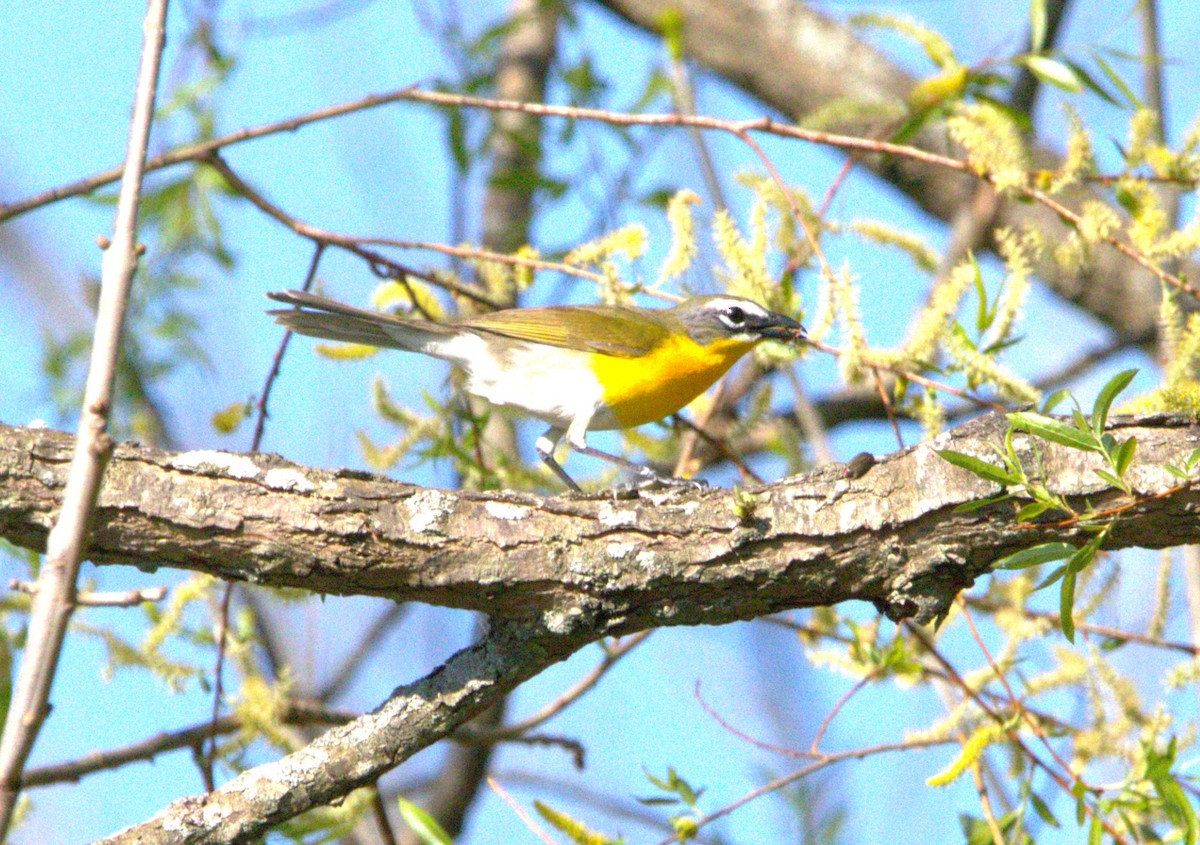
460,305,672,358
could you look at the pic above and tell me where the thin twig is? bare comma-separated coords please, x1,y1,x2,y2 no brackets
486,776,557,845
0,0,169,834
0,86,462,223
971,760,1007,845
457,730,586,769
355,236,607,287
20,700,354,788
964,596,1198,655
654,735,956,845
805,338,1006,411
904,621,1132,844
786,366,836,465
693,680,804,758
204,154,504,310
958,599,1088,780
202,577,235,791
671,413,764,484
204,239,330,785
7,84,1192,306
371,786,399,845
251,242,326,451
871,367,905,449
0,85,960,225
474,633,650,742
8,581,166,608
809,673,875,754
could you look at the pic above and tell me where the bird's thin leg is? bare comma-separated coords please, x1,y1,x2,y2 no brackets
564,418,705,490
536,427,582,492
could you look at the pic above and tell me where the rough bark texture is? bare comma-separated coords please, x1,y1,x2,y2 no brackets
0,412,1195,843
591,0,1174,342
97,617,586,845
4,414,1199,629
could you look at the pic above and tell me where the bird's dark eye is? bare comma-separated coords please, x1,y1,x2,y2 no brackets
723,305,746,326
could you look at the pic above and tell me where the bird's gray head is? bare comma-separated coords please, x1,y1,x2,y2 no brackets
673,296,806,346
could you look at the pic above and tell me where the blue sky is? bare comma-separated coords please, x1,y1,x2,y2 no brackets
2,1,1199,843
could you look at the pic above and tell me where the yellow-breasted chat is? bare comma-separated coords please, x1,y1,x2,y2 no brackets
267,289,806,491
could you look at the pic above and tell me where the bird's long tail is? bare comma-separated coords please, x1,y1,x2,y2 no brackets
267,289,453,353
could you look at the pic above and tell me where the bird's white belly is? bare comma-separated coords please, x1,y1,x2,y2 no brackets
431,334,616,430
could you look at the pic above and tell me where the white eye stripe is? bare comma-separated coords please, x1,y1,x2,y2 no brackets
702,298,769,318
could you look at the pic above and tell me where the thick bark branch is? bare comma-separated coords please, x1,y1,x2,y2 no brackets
3,414,1198,631
97,617,587,845
1,413,1194,842
590,0,1172,341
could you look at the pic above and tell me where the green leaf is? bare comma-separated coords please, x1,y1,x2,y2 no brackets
1073,781,1088,825
954,494,1012,513
981,334,1025,355
1063,58,1122,107
958,815,992,845
996,542,1076,570
1029,0,1047,53
1015,501,1051,522
1060,570,1077,641
1091,368,1137,434
1186,446,1200,470
1034,563,1068,591
211,400,252,435
1100,636,1128,652
1093,468,1127,490
1020,55,1084,93
1009,412,1101,452
534,801,619,845
1091,50,1142,108
671,816,699,841
972,257,991,333
447,110,470,173
951,321,978,353
398,798,453,845
1071,405,1092,436
630,69,672,112
936,449,1022,486
1112,435,1137,477
1030,792,1060,828
1088,814,1103,845
643,767,703,809
1067,533,1102,574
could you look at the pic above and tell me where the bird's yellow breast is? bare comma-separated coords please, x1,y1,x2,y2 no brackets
590,335,758,428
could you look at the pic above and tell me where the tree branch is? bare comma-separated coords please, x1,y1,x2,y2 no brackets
0,410,1190,840
96,617,588,845
2,413,1199,631
591,0,1176,340
0,0,168,834
22,701,355,789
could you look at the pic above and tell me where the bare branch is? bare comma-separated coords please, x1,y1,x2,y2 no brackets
21,701,354,788
7,581,167,608
0,0,169,834
204,155,504,310
2,413,1200,631
96,618,588,845
593,0,1173,339
0,407,1186,839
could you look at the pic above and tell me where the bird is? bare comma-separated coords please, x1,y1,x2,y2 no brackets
267,288,806,491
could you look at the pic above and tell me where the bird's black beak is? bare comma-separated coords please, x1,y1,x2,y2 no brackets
753,312,807,343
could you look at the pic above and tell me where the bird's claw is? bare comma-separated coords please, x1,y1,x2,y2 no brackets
611,472,708,496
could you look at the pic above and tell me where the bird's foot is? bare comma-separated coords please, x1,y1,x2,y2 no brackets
612,471,708,496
